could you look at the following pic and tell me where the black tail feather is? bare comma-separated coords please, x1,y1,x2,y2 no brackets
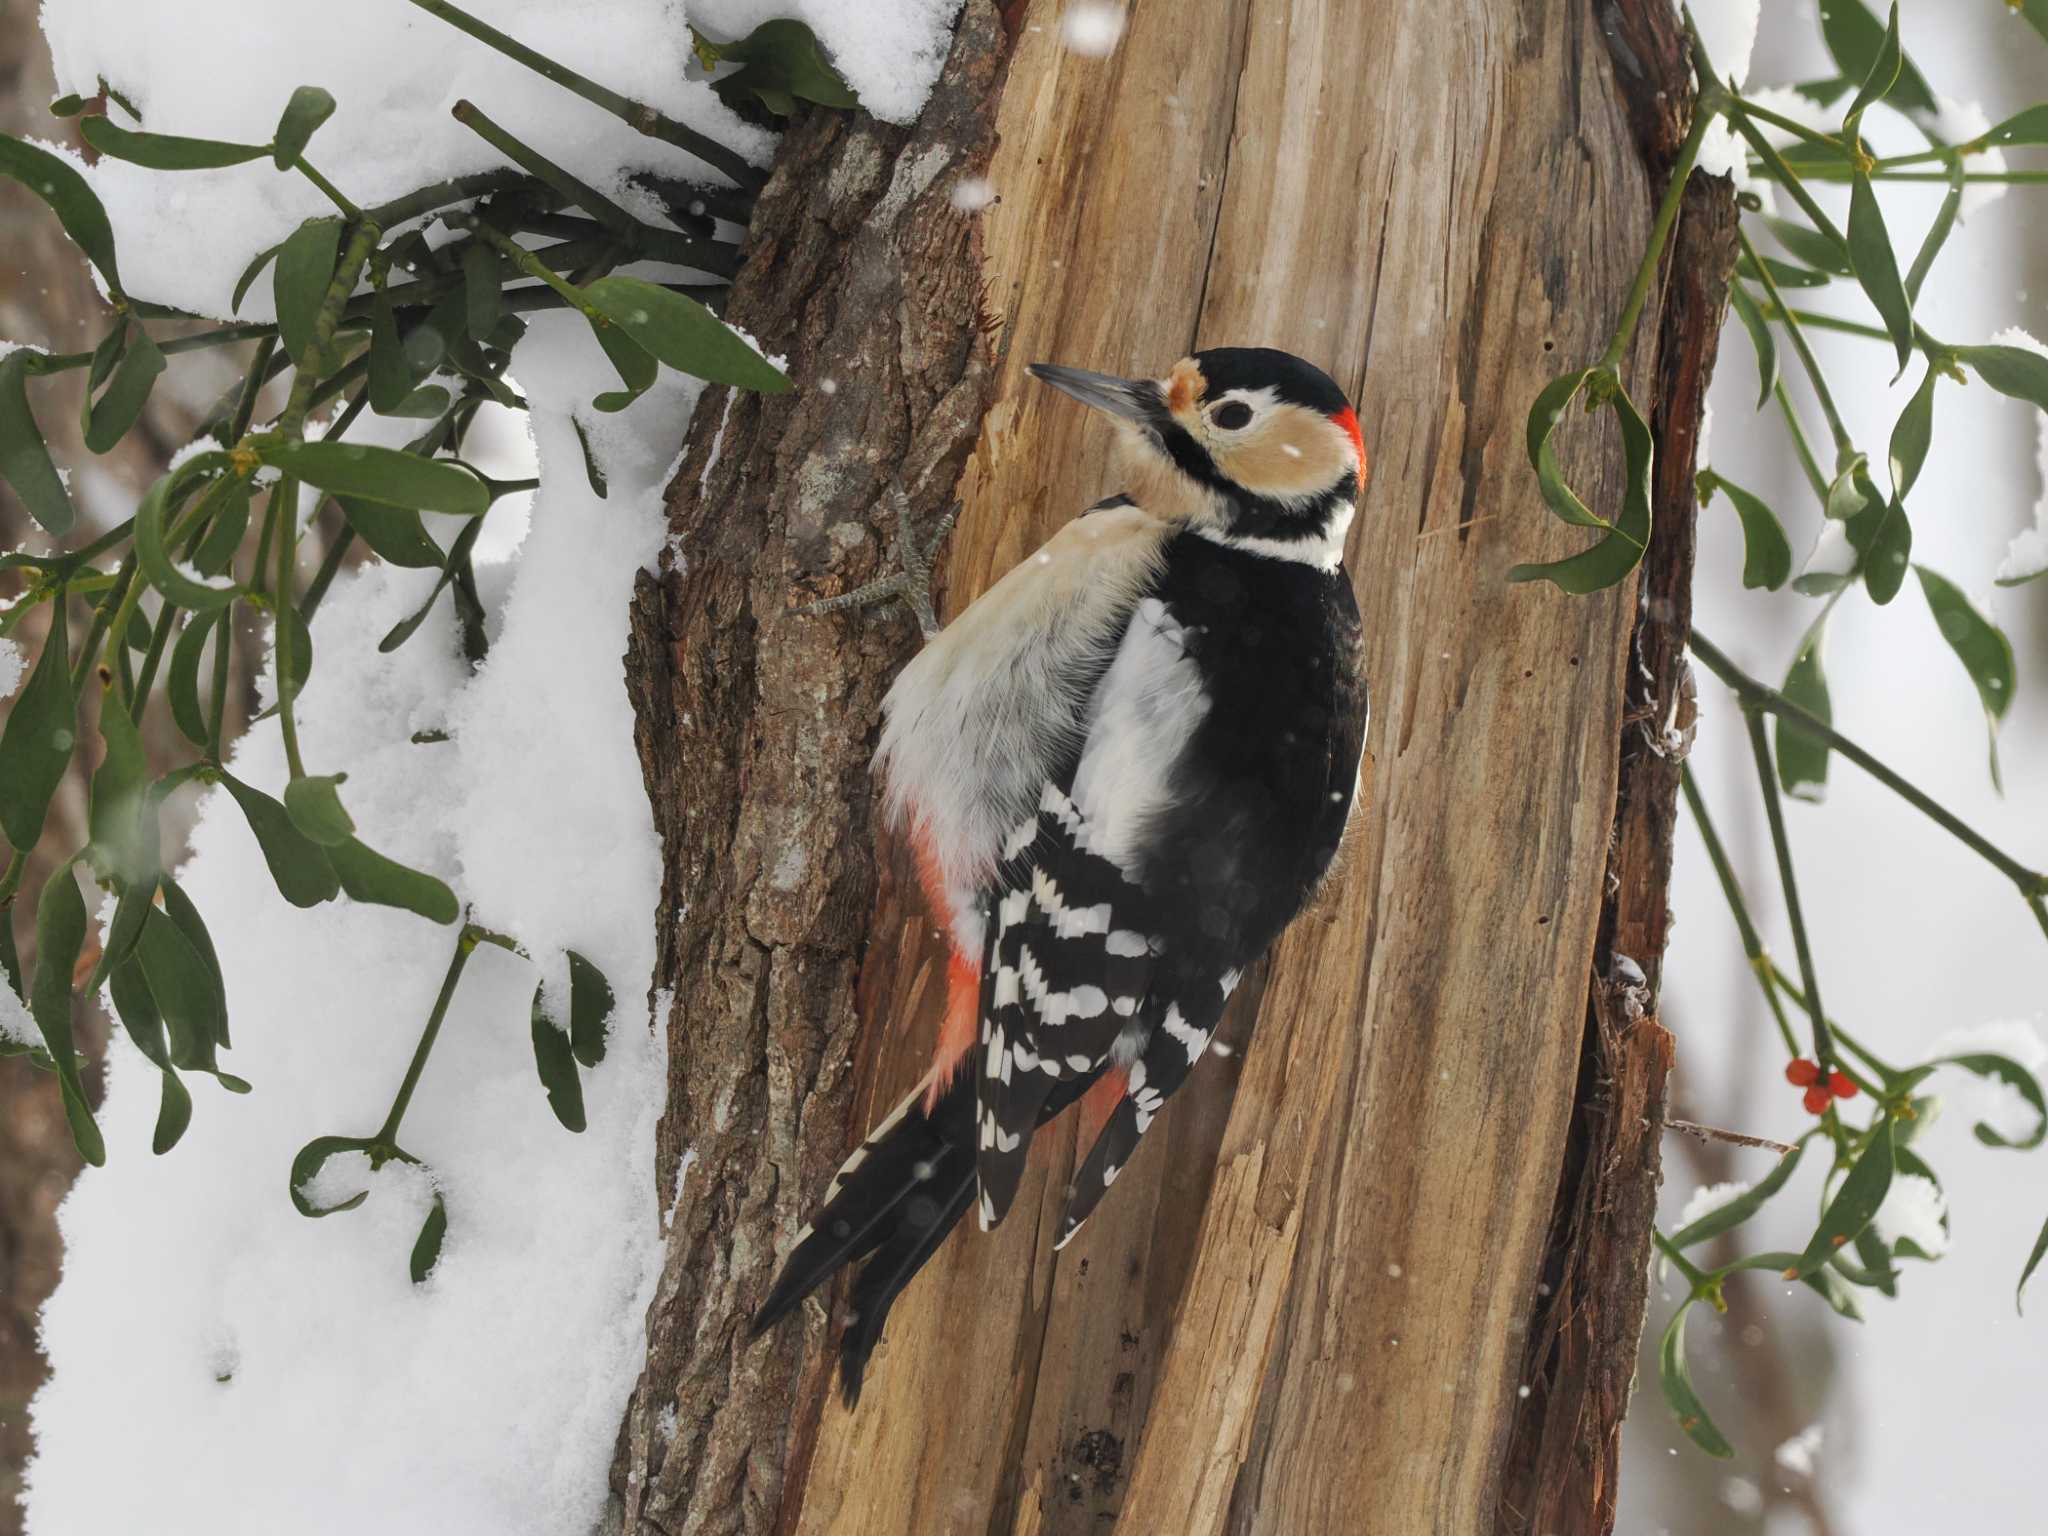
837,1152,977,1405
754,1065,1108,1401
751,1075,976,1342
749,1162,921,1338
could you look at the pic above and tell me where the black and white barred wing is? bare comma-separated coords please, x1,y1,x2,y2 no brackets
1058,961,1239,1246
970,781,1161,1229
972,595,1214,1229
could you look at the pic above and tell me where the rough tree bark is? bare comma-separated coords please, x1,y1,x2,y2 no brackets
616,1,1733,1533
1493,6,1738,1528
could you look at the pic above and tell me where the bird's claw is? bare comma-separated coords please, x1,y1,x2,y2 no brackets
793,485,960,640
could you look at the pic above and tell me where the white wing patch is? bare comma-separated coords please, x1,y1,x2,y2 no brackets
1067,597,1210,873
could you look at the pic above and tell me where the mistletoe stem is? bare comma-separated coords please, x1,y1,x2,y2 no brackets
128,599,179,724
281,220,381,438
1742,710,1832,1069
1756,305,1892,343
1598,93,1717,373
365,169,537,230
375,925,478,1145
1771,381,1830,502
404,0,764,190
229,336,280,444
1728,95,1848,154
1691,631,2048,909
295,157,361,219
71,562,131,693
1739,226,1852,457
1652,1228,1712,1291
1681,766,1803,1058
451,100,640,240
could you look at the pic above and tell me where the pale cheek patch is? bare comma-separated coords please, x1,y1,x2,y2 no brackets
1213,404,1352,503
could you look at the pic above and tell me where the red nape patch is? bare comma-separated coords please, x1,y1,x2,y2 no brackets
1330,405,1369,489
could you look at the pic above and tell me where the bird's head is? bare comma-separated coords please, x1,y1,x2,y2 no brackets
1027,346,1366,569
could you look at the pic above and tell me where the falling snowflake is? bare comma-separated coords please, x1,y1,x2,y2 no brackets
950,175,997,212
1060,3,1126,57
1775,1422,1825,1477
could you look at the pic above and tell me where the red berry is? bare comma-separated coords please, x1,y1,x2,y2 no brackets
1785,1059,1821,1088
1829,1071,1858,1100
1802,1084,1831,1115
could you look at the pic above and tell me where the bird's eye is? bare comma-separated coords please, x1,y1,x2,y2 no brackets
1210,400,1254,431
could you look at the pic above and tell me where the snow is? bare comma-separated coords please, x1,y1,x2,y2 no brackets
38,0,778,320
1931,1017,2048,1071
0,974,36,1047
0,634,24,698
443,332,697,980
1799,516,1857,584
694,387,738,498
689,0,964,124
1875,1173,1951,1259
1675,1178,1753,1231
1689,0,1760,88
1774,1422,1825,1477
1690,5,1763,199
1992,325,2048,360
1059,3,1127,58
1987,330,2048,585
22,1,962,1531
1738,84,1835,148
1928,1018,2047,1144
950,173,996,212
1693,121,1749,195
663,1141,698,1231
166,436,224,472
25,314,681,1536
1995,414,2048,585
1718,1475,1763,1516
1931,96,2008,223
171,556,237,593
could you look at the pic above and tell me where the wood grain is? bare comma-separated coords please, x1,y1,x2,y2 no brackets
786,9,1259,1529
620,1,1709,1531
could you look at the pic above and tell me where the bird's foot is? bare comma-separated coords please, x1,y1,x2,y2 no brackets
792,484,960,640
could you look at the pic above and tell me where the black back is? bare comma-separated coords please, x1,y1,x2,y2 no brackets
1131,532,1366,969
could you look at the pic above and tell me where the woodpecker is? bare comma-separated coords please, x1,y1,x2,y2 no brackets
756,346,1369,1401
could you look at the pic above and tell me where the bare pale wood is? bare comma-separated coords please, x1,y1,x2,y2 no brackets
788,7,1260,1528
1113,1144,1304,1533
1191,0,1664,1516
620,0,1707,1531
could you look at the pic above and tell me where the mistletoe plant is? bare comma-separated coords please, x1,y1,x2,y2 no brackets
0,1,850,1277
1519,0,2048,1459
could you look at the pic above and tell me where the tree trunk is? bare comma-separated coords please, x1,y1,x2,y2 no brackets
615,2,1733,1533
